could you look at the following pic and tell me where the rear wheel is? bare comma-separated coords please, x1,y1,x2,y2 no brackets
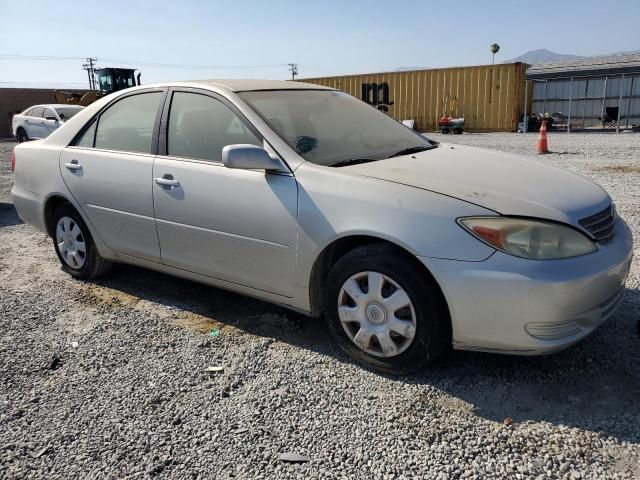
52,204,112,279
16,128,28,143
323,243,450,374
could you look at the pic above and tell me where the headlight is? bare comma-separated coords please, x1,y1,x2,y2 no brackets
458,217,596,260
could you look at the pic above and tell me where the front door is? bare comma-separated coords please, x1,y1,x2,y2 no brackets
152,90,298,297
59,89,166,262
42,107,60,137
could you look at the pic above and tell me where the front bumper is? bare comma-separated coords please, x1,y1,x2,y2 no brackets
421,217,633,355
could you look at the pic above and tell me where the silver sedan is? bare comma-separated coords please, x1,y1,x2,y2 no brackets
11,80,633,374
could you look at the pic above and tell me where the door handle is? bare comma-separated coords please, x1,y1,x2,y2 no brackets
64,160,82,171
154,176,180,188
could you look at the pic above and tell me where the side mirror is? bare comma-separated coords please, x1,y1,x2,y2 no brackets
45,116,58,122
222,144,285,172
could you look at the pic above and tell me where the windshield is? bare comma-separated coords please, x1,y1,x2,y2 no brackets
55,107,83,120
97,70,136,93
239,90,434,166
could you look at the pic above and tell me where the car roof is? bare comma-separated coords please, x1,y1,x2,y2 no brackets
27,104,85,109
165,79,335,92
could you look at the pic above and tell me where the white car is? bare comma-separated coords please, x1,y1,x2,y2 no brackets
12,104,84,142
10,80,633,374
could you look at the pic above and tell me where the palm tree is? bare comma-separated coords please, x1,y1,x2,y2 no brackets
490,43,500,64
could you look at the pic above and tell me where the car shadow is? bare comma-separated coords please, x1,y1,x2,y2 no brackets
0,202,24,227
91,263,640,443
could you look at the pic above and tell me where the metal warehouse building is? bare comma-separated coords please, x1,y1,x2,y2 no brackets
301,63,528,132
525,53,640,132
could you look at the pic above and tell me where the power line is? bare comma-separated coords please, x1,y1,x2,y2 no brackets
99,57,290,70
0,54,84,61
0,81,87,85
0,54,292,70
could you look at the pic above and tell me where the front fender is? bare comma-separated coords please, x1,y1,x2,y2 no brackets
293,162,496,297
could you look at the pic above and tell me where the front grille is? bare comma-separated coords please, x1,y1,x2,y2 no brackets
579,205,615,242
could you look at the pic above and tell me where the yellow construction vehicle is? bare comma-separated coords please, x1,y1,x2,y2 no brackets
54,67,141,106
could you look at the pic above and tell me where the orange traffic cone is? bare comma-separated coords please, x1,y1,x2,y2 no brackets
536,120,549,154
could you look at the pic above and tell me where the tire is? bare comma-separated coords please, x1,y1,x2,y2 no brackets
52,203,112,279
441,126,450,134
323,243,450,375
16,128,28,143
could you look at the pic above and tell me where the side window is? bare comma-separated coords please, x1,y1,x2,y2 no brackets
30,107,44,118
167,92,260,162
43,108,57,120
94,92,162,154
75,121,97,148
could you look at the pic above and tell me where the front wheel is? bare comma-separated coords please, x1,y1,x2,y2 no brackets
323,243,450,374
52,203,112,279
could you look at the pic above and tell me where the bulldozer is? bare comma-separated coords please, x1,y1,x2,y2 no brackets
54,67,142,106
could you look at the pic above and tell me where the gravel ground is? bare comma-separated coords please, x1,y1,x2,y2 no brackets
1,133,639,479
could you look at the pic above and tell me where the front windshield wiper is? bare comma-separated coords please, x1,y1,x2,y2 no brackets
329,158,380,168
386,145,435,159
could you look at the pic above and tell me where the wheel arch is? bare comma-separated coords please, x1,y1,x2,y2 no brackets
43,194,74,237
308,234,451,324
15,125,27,139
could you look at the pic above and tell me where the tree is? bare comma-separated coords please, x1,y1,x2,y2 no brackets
490,43,500,64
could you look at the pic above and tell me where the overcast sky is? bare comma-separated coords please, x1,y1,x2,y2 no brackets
1,0,640,88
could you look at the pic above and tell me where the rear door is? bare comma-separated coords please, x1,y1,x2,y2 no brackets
59,89,167,262
152,89,298,296
26,107,45,138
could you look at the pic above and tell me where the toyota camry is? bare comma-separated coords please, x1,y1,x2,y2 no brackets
11,80,633,374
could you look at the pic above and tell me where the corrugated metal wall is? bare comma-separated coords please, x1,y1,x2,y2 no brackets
530,75,640,128
300,63,527,132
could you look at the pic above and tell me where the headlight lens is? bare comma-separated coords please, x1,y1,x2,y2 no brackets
459,217,597,260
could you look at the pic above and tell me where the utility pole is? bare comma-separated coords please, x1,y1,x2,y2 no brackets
82,57,97,90
288,63,298,80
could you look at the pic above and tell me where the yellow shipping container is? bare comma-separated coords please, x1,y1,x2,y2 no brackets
300,63,528,132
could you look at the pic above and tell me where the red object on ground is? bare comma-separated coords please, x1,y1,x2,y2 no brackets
536,120,549,154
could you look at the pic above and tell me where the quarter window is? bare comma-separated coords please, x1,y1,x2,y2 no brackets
167,92,260,162
75,121,97,148
94,92,162,154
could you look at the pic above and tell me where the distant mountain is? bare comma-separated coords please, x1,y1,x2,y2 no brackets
394,66,427,72
607,49,640,56
507,48,640,65
507,49,584,64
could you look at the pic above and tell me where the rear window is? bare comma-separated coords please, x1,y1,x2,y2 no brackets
55,107,83,121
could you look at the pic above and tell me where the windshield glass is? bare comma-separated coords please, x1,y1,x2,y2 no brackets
97,70,136,92
55,107,83,120
239,90,433,166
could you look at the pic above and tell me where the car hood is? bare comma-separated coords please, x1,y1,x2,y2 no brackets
344,143,611,224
